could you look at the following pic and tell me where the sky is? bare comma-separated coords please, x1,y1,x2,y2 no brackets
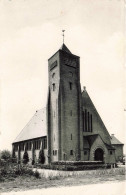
0,0,125,152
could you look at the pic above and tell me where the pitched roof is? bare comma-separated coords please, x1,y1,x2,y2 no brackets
60,43,72,54
84,134,115,150
13,108,47,143
111,134,124,145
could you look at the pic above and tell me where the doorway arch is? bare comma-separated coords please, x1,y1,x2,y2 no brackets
94,148,104,161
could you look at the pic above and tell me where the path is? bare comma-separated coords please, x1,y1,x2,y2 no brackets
1,181,125,195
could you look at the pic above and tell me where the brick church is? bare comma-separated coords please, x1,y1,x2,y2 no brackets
12,43,123,164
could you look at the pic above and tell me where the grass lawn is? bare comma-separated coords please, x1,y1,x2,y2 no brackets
0,167,125,193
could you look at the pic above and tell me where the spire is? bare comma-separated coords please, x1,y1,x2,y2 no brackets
62,30,65,44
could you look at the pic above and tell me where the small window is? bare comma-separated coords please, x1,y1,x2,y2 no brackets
110,151,112,155
69,82,72,90
53,150,55,155
52,83,56,91
70,150,73,155
84,151,87,155
71,134,72,140
52,73,55,78
69,72,73,77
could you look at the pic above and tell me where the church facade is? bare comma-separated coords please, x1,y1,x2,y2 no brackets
12,44,123,164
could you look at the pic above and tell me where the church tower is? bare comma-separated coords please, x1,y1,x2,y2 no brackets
47,43,82,163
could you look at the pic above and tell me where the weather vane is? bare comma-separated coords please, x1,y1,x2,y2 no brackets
62,30,65,43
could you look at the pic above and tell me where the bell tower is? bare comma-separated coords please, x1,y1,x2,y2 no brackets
47,43,82,163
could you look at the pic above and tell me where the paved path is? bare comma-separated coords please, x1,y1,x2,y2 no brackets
1,181,126,195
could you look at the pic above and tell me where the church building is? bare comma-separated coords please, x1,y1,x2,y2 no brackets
12,42,123,164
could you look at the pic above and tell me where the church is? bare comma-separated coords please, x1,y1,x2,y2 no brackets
12,42,123,165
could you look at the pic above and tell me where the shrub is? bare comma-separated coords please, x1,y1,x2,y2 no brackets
34,170,40,179
23,151,29,164
0,168,7,176
38,150,45,164
1,150,11,161
32,159,35,165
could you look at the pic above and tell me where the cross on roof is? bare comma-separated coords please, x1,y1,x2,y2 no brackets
62,30,65,43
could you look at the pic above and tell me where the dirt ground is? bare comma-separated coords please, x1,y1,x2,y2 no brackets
0,170,125,193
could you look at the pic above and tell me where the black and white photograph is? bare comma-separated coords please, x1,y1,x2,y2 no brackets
0,0,125,195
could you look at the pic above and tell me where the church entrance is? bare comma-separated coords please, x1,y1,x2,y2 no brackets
94,148,104,161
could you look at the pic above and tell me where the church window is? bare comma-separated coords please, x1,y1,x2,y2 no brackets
70,150,73,155
69,72,73,77
83,109,93,132
91,115,93,132
43,138,47,149
69,82,72,90
55,150,57,155
71,134,72,140
52,73,55,78
52,83,56,91
53,150,57,156
20,143,24,151
84,109,87,131
28,142,31,150
84,151,87,155
14,144,18,151
110,151,112,155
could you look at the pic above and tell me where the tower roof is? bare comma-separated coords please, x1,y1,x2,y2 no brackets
60,43,72,54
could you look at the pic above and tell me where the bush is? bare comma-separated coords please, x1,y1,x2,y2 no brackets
23,151,29,164
38,150,45,164
1,150,11,161
0,168,7,176
34,170,40,179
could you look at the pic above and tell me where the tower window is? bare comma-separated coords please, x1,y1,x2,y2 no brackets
71,134,72,140
69,82,72,90
52,73,55,78
69,72,73,77
70,150,73,155
110,151,112,155
84,151,87,155
52,83,56,91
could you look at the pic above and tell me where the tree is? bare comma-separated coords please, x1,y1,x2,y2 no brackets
23,151,29,164
38,149,45,164
1,150,11,160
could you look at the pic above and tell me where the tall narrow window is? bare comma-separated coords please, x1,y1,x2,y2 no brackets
69,82,72,90
88,112,90,131
70,150,73,155
83,111,85,131
85,109,87,132
71,134,72,140
52,83,56,91
91,114,93,132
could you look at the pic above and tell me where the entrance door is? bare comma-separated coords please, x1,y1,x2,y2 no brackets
94,148,104,161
